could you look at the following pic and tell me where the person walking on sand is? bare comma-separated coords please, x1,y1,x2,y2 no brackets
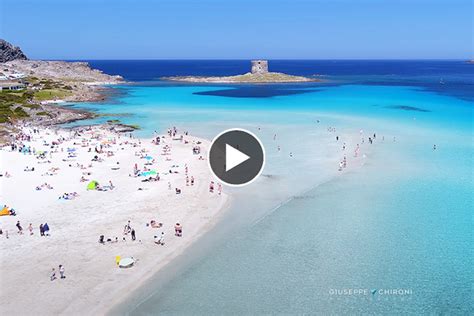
175,223,182,237
50,268,56,281
190,176,194,186
209,181,214,193
218,183,222,195
16,221,23,235
28,223,33,235
43,223,50,236
131,228,136,241
59,265,65,279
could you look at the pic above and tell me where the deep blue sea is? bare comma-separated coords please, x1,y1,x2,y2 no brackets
84,59,474,101
66,60,473,315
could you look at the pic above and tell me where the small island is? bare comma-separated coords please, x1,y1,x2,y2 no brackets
164,60,320,83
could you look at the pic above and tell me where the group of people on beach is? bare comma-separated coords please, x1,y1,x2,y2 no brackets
59,192,79,200
97,218,183,247
35,182,54,190
50,264,66,281
209,181,222,195
1,221,50,238
153,222,183,245
1,122,224,288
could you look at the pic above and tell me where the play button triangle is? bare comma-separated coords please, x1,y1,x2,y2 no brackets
225,144,250,172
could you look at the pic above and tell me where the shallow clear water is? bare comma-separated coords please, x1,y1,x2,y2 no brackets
64,61,473,314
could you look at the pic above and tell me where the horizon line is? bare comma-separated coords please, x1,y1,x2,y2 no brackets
36,58,472,62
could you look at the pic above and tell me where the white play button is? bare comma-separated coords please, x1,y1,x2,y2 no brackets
209,128,265,186
225,144,250,172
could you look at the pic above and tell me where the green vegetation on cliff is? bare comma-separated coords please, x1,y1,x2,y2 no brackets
0,91,31,123
34,89,72,101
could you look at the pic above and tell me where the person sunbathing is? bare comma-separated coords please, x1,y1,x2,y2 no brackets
150,220,163,228
154,233,165,245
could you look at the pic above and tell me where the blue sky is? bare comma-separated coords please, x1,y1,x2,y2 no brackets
0,0,472,59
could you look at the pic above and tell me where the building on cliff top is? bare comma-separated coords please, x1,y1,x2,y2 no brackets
0,81,25,91
251,60,269,74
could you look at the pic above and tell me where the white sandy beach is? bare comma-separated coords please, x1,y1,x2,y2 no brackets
0,120,371,315
0,125,229,315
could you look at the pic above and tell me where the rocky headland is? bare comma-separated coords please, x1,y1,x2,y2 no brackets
0,39,127,140
0,39,28,63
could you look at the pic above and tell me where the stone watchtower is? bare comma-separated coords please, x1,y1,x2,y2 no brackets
251,60,269,74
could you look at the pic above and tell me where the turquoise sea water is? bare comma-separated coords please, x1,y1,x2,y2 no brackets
66,62,473,315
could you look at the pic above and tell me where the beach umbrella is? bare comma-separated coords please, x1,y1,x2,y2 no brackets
118,257,135,268
0,207,10,216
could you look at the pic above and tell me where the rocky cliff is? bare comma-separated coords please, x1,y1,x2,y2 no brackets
4,60,123,83
0,39,28,63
